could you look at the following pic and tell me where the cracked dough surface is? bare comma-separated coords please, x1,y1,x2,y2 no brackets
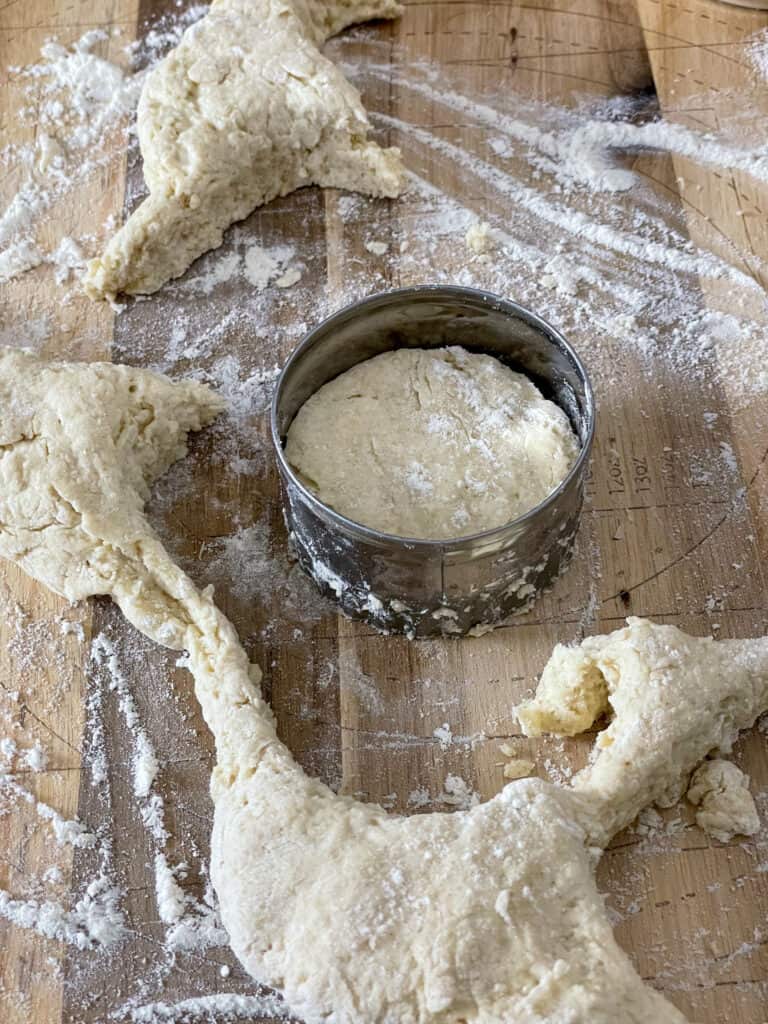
2,348,767,1023
285,346,580,539
84,0,404,299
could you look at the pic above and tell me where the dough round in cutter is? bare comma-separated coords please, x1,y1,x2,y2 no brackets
284,345,580,539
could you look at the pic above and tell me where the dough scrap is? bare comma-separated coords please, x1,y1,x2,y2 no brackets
687,759,760,843
285,346,580,539
517,617,768,846
83,0,404,299
502,758,536,780
465,220,494,255
4,348,768,1023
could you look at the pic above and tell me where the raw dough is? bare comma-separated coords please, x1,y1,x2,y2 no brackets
687,759,760,842
4,348,768,1023
502,758,536,780
517,617,768,847
465,220,494,255
83,0,404,299
285,346,580,539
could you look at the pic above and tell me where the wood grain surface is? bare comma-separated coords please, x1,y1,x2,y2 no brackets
0,1,767,1022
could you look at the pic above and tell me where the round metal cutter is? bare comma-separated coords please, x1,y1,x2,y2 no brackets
271,285,595,638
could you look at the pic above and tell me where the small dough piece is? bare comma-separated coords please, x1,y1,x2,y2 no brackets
687,759,760,842
517,617,768,846
503,758,536,780
466,220,494,254
83,0,404,299
285,346,580,539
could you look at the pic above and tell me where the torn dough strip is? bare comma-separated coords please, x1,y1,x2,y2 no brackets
83,0,405,299
517,618,768,847
3,347,768,1023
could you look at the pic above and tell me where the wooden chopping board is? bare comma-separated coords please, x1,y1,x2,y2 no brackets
0,0,767,1022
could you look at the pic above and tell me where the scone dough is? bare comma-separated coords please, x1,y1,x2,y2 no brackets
517,617,768,847
84,0,404,299
3,348,768,1024
687,759,760,842
285,346,580,539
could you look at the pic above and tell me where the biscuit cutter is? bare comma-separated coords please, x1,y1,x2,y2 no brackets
271,285,595,638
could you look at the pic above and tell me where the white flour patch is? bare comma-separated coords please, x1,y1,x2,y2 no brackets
243,242,294,289
0,32,143,283
0,11,204,289
365,239,389,255
440,774,481,810
126,992,290,1022
0,239,43,283
91,634,164,813
154,852,187,925
164,874,229,952
22,741,48,772
201,518,333,631
181,241,299,296
0,871,126,949
746,28,768,80
406,775,481,811
357,60,768,191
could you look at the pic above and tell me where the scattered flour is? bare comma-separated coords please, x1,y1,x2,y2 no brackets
746,28,768,80
0,871,125,949
16,31,143,152
154,853,188,925
127,992,290,1022
165,874,229,953
91,634,162,809
183,241,299,295
22,741,48,772
0,774,96,848
360,61,768,192
0,32,143,283
405,776,481,811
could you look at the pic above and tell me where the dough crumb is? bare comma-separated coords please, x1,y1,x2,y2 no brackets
433,723,453,750
465,220,494,255
687,759,760,843
275,266,302,289
243,244,279,291
503,758,536,780
365,239,389,256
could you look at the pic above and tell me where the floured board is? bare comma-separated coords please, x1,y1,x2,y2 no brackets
0,0,766,1022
